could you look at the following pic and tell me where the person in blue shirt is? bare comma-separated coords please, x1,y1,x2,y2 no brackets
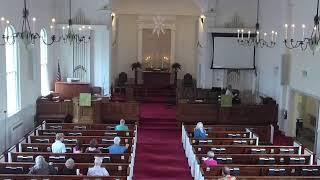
115,119,129,131
107,137,127,154
51,133,66,153
194,122,207,139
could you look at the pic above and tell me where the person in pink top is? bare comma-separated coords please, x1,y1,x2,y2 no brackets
203,151,218,167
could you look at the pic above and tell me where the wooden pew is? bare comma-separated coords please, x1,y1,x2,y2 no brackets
20,143,133,153
0,162,129,176
11,152,131,163
195,154,311,165
185,131,250,138
101,101,140,124
190,138,257,146
45,123,136,130
184,124,272,144
38,129,135,137
29,136,134,145
193,145,300,154
205,176,320,180
177,103,278,127
0,175,127,180
201,165,320,177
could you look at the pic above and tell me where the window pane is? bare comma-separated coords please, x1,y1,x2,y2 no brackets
5,26,19,115
40,29,49,96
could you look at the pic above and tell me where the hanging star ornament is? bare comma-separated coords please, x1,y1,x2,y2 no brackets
152,16,166,37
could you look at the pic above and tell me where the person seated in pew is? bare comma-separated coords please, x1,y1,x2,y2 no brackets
28,155,57,175
107,136,127,154
85,139,102,153
194,122,207,139
62,158,77,175
52,133,66,153
115,119,129,131
73,140,83,153
87,157,110,176
202,151,218,167
218,167,236,180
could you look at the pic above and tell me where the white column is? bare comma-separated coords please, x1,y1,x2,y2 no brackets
137,25,143,63
315,104,320,158
170,26,176,64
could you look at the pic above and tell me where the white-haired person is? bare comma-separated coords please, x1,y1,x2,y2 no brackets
52,133,66,153
202,151,218,167
28,155,57,175
194,122,207,139
107,136,127,154
62,158,76,175
218,166,236,180
115,119,129,131
87,157,110,176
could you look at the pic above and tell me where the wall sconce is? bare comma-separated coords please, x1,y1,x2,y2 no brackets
200,15,206,24
111,12,115,21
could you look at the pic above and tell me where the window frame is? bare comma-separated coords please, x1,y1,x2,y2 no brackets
5,25,21,117
40,28,50,96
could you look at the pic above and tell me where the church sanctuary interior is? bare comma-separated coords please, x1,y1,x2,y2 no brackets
3,0,320,179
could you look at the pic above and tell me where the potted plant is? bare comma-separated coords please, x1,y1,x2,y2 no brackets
131,62,142,85
171,63,181,86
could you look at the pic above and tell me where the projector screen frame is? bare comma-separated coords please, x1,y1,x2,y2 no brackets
210,33,256,70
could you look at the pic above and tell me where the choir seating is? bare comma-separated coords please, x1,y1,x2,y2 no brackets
0,121,137,179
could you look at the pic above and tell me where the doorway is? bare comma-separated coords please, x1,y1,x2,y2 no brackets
293,91,319,151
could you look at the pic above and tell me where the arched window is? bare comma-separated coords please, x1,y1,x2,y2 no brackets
40,29,49,96
5,26,20,115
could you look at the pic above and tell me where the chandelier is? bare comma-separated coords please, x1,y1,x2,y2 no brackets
60,0,91,44
152,16,166,37
237,0,277,48
284,0,320,53
0,0,58,46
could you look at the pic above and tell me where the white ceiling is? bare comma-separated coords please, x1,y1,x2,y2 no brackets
111,0,201,16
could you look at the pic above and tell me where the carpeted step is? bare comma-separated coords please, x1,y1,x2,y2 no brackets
134,103,192,180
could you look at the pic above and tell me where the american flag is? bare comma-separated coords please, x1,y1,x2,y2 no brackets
56,60,61,81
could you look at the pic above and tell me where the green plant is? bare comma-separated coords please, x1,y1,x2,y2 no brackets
131,62,142,71
131,62,142,85
171,63,181,72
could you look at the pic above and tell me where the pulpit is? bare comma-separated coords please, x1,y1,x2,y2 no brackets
143,71,171,88
55,82,91,99
73,97,102,124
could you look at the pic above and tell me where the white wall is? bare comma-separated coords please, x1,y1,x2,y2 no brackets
54,0,108,25
112,14,198,82
52,0,112,96
112,0,200,16
257,0,320,137
196,0,259,89
0,0,55,153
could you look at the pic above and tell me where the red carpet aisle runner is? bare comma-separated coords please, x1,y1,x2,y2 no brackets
133,103,192,180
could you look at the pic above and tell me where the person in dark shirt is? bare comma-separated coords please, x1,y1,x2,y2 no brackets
85,139,101,153
62,158,76,175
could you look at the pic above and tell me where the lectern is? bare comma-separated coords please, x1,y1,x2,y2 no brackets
73,94,102,124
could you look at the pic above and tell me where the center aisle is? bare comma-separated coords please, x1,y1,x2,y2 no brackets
133,103,192,180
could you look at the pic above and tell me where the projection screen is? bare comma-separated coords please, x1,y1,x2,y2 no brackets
211,34,255,69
